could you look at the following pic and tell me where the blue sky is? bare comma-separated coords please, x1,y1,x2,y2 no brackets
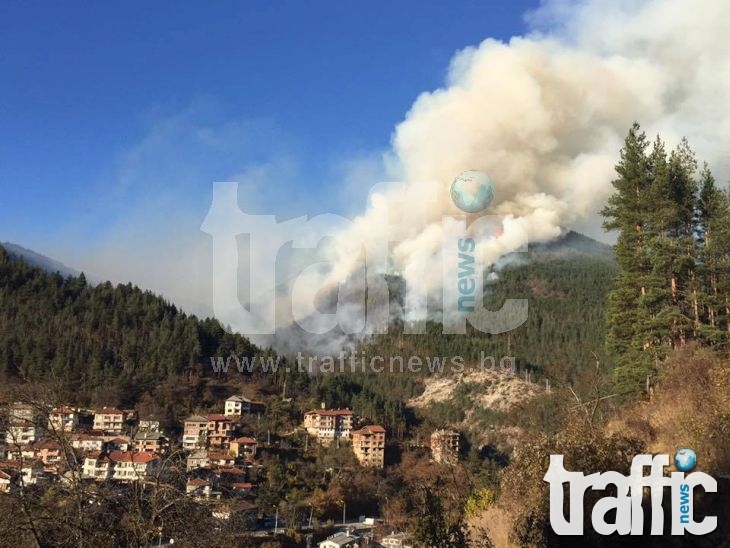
0,1,539,260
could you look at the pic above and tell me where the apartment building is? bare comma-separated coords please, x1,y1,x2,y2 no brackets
133,431,168,454
351,425,386,468
5,403,44,446
93,407,125,434
182,415,208,450
303,407,354,441
82,451,161,482
206,414,234,447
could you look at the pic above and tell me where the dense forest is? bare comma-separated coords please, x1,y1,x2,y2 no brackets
0,246,270,406
602,123,730,393
0,229,619,432
360,237,617,384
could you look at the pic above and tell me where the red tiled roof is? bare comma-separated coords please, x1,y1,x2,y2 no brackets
95,407,123,415
109,451,159,464
187,478,209,486
233,437,256,444
232,482,253,489
109,437,129,444
354,425,386,435
208,452,234,461
206,414,231,422
32,439,61,450
216,466,245,475
51,407,75,414
184,415,208,423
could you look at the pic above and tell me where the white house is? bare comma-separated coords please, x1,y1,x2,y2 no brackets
93,407,125,434
70,434,106,452
82,451,161,482
0,470,15,493
48,407,79,433
318,532,361,548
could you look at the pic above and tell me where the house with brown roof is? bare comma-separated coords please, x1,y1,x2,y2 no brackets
107,437,130,451
211,501,257,529
231,481,253,494
229,436,257,461
31,439,63,465
207,451,235,467
0,459,46,485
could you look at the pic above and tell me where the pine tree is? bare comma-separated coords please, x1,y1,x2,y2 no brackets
697,166,730,343
601,123,654,393
603,126,728,396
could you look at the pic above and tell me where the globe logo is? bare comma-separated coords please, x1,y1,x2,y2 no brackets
450,170,495,213
674,448,697,472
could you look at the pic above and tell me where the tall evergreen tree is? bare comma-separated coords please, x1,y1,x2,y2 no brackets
604,125,729,396
601,123,654,393
697,166,730,343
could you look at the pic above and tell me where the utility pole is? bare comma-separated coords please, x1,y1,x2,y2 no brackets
274,504,279,534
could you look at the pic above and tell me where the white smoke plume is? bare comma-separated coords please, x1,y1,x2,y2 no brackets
264,0,730,352
267,0,730,349
196,0,730,352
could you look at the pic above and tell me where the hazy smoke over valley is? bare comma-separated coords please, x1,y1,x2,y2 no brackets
267,0,730,350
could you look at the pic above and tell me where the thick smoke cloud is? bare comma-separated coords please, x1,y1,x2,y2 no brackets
271,0,730,350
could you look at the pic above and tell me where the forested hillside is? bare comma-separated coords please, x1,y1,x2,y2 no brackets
360,232,618,384
0,230,619,431
0,246,267,406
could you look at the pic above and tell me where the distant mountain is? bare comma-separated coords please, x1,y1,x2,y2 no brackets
1,241,82,279
529,230,614,261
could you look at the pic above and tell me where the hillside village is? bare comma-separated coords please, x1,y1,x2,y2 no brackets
0,394,463,546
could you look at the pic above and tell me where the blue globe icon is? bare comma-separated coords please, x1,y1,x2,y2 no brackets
450,170,495,213
674,448,697,472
